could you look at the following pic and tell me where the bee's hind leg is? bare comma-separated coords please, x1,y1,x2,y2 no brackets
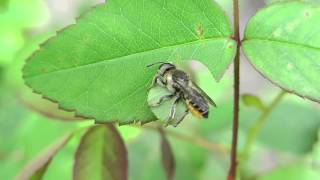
166,96,181,125
173,109,189,127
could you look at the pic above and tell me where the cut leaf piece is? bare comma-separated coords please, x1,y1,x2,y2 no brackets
16,133,73,180
73,124,128,180
23,0,236,124
243,2,320,102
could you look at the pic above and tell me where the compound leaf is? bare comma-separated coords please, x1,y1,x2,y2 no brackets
23,0,236,124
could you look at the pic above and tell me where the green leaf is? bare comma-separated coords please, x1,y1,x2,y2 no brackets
23,0,236,124
73,124,128,180
243,2,320,103
0,0,9,11
159,129,176,180
16,133,73,180
241,94,266,111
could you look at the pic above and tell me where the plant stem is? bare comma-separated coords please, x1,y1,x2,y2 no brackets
228,0,241,179
241,91,286,163
137,124,229,155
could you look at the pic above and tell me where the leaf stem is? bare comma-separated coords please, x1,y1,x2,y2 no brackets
241,91,286,163
228,0,241,179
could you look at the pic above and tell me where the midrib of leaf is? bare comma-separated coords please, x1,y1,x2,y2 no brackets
25,37,232,79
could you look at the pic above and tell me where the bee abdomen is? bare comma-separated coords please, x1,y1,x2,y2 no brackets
187,101,209,118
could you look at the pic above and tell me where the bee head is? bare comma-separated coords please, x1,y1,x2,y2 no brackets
147,62,176,76
158,63,176,76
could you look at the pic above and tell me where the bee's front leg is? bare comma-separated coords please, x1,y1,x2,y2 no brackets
149,75,166,90
150,93,175,107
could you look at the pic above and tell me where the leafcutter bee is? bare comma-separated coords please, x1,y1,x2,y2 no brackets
147,62,217,126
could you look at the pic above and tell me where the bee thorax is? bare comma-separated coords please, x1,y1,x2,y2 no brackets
165,73,177,93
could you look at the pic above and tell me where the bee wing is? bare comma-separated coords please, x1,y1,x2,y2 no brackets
191,81,217,107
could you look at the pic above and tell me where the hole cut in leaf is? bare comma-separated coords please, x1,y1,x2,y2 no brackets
147,60,218,126
243,2,320,103
23,0,236,125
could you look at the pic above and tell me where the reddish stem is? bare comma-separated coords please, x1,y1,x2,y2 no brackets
228,0,241,179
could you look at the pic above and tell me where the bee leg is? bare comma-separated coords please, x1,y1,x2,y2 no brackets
173,109,189,127
167,96,181,123
150,93,175,107
149,75,166,90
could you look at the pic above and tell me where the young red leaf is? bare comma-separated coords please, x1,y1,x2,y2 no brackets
159,128,176,180
73,124,128,180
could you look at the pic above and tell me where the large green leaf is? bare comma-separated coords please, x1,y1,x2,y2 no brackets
73,124,128,180
23,0,236,124
243,2,320,102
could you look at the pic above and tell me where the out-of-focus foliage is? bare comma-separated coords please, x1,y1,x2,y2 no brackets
242,94,266,111
1,0,320,180
0,0,49,64
243,95,320,154
265,0,320,5
17,133,73,180
259,164,320,180
0,91,80,179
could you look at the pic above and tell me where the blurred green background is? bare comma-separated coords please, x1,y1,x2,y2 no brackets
1,0,320,180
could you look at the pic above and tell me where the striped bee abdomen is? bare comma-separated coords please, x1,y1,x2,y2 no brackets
187,102,209,118
184,88,210,119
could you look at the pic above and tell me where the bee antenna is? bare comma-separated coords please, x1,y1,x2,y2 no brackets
146,61,168,68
